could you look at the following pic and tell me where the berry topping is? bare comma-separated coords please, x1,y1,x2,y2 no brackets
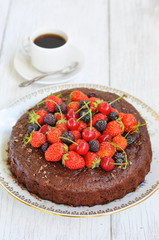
36,110,48,125
30,131,46,148
97,142,115,158
67,102,79,112
39,124,50,133
82,128,96,141
45,142,68,162
56,119,68,133
41,142,50,152
70,130,81,140
66,109,79,120
122,113,137,132
92,113,107,126
126,135,135,145
54,112,66,121
89,140,100,152
27,123,40,133
98,102,111,115
70,90,88,102
108,112,119,121
44,113,56,126
45,95,62,112
103,120,124,137
94,120,107,132
85,152,101,168
79,110,90,123
47,128,62,143
77,120,87,132
87,92,99,98
100,157,115,171
113,152,125,163
61,131,75,145
98,134,112,143
67,118,80,130
54,103,67,114
79,100,90,110
91,127,101,139
89,97,103,112
76,139,89,155
62,151,85,169
113,135,128,150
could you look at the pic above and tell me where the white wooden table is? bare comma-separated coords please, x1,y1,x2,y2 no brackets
0,0,159,239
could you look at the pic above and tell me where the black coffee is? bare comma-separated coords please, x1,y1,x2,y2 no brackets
34,33,66,48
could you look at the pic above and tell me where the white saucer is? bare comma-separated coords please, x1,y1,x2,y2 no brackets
14,46,84,85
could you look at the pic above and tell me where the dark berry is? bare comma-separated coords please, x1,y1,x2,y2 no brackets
79,110,90,123
89,140,100,152
108,112,118,121
126,135,135,145
54,103,67,114
95,120,107,132
44,113,56,126
79,100,90,110
27,123,39,133
41,142,50,152
61,131,75,145
87,92,99,98
113,152,125,163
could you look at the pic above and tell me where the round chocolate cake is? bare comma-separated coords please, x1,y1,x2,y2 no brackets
8,88,152,206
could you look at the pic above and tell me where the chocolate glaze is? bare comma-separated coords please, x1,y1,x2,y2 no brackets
8,88,152,206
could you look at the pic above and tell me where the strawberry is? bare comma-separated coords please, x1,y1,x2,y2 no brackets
45,142,68,162
67,101,79,112
118,112,125,120
110,108,119,114
36,110,48,125
77,120,87,132
113,135,128,150
70,90,89,102
54,112,66,121
84,152,101,168
89,97,103,112
122,113,137,132
92,113,107,126
46,95,62,112
100,157,115,171
97,142,115,158
30,131,46,148
69,139,82,151
103,120,124,137
39,124,50,133
92,127,101,139
70,130,81,140
62,151,85,169
47,127,62,143
56,119,68,133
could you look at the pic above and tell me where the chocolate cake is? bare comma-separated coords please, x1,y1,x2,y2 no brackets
8,88,152,206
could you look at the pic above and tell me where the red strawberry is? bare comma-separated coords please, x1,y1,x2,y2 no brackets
36,110,48,125
54,112,66,121
100,157,115,171
122,113,137,132
84,152,101,168
46,95,62,112
70,130,81,140
39,124,50,133
110,108,119,114
92,127,101,139
92,113,107,126
67,101,79,112
62,151,85,169
89,97,103,112
56,119,68,133
103,120,124,137
47,127,62,143
77,120,87,132
113,135,128,150
30,131,46,148
45,142,68,162
97,142,115,158
70,90,88,102
118,112,125,120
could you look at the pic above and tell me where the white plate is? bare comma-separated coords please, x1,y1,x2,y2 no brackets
14,46,84,85
0,83,159,217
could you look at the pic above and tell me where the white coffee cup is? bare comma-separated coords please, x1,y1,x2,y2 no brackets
22,28,78,72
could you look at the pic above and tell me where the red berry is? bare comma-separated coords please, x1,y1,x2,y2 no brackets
45,142,68,162
92,113,107,126
82,128,96,141
67,102,79,112
30,131,46,148
77,120,87,132
69,139,83,151
98,134,112,143
62,151,85,169
76,139,89,155
110,107,119,113
113,135,128,150
46,127,62,143
100,157,115,171
56,119,68,133
54,112,66,121
70,130,81,140
67,118,80,130
97,142,115,158
46,95,62,112
98,102,111,115
36,110,48,125
122,113,137,132
66,109,79,120
85,152,101,168
70,91,88,102
89,97,103,112
103,120,124,137
91,127,101,139
39,124,50,133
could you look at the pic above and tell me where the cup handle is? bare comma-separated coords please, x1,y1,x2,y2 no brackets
20,36,31,57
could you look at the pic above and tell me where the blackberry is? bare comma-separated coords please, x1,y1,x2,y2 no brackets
79,110,90,123
79,100,90,110
126,135,135,145
41,142,50,152
44,113,56,126
95,120,107,132
89,140,100,152
108,112,118,121
113,152,125,163
61,131,75,145
54,103,67,114
87,92,99,98
27,123,39,133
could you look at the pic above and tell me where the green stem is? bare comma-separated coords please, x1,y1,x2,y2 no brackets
77,110,91,121
89,109,93,131
59,137,78,145
109,95,127,105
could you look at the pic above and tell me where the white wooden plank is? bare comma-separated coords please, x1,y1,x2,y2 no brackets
110,0,159,239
